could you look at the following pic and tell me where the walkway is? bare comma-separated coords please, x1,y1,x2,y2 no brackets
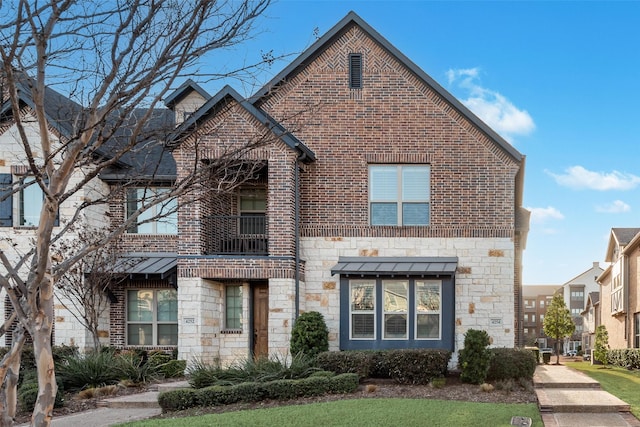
534,364,640,427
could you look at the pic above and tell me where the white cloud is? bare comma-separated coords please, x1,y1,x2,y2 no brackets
547,166,640,191
596,200,631,213
446,67,535,141
527,206,565,223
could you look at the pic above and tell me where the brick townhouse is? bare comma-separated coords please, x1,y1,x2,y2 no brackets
0,12,528,366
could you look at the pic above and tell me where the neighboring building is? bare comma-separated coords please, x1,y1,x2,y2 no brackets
557,262,603,353
581,292,599,355
0,12,529,366
522,285,558,348
598,228,640,349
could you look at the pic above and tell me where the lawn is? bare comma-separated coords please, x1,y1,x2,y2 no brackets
566,360,640,419
120,398,542,427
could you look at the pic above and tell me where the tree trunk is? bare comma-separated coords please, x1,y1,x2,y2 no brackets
0,329,25,426
30,277,57,427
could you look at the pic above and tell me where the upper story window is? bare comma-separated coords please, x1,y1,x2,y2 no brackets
20,176,43,226
349,53,362,89
369,165,430,226
0,173,58,227
239,188,266,235
126,187,177,234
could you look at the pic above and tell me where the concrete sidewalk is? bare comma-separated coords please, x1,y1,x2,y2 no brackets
17,381,187,426
534,364,640,427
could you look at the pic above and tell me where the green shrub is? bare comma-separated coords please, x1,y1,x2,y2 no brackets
290,311,329,358
57,350,122,390
162,360,187,378
158,388,199,411
187,354,318,389
115,350,162,385
163,373,360,412
316,351,371,378
309,370,335,378
458,329,492,384
18,376,64,412
327,373,359,393
384,349,451,385
486,348,536,381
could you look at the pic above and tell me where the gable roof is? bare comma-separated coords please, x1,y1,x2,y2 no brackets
164,79,211,109
251,11,523,163
168,85,315,162
0,69,84,139
605,227,640,262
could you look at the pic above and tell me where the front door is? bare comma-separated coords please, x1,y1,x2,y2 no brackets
252,283,269,358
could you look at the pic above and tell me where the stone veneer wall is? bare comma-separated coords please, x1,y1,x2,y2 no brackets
300,236,515,364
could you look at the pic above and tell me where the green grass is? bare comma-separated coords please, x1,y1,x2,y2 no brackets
566,360,640,419
120,398,541,427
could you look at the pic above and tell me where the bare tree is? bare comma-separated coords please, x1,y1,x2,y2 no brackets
53,222,126,352
0,1,285,425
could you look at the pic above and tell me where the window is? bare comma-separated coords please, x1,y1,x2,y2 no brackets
348,279,443,341
369,165,430,226
571,308,582,316
0,174,11,226
127,289,178,346
225,285,243,330
540,314,544,322
416,281,441,339
540,300,545,308
349,53,362,89
239,188,266,235
126,188,177,234
531,314,536,323
350,280,375,339
635,313,640,348
384,281,408,339
571,289,584,301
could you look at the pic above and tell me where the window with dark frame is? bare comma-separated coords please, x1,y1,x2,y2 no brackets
635,313,640,348
126,289,178,346
349,53,362,89
225,285,242,330
369,165,430,226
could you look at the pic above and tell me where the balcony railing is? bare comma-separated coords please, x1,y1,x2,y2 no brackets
205,215,268,255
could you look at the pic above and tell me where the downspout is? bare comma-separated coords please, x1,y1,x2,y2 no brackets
294,156,302,319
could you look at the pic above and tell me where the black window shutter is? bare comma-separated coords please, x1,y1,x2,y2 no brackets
0,174,12,227
349,54,362,89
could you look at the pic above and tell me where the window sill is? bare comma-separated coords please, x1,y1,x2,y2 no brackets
221,329,242,335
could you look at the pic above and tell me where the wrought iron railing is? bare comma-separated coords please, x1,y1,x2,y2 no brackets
205,215,268,255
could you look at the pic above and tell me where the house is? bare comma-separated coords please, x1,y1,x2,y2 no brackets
522,285,558,348
167,11,528,365
556,262,603,353
0,12,529,366
598,228,640,349
581,291,599,356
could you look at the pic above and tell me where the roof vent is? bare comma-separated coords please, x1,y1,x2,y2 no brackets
349,53,362,89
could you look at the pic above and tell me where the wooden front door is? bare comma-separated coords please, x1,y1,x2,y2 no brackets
252,283,269,358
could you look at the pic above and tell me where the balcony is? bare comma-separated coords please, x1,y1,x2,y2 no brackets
205,215,268,256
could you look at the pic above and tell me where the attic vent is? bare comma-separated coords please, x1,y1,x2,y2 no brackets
349,53,362,89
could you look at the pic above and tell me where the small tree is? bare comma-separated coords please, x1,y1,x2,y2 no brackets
290,311,329,359
458,329,492,384
594,325,609,367
543,293,575,364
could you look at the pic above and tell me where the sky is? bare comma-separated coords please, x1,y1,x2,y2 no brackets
196,0,640,285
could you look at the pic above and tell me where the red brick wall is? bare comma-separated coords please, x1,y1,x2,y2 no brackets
256,24,520,239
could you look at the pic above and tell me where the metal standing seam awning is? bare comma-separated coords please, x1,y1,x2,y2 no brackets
330,257,458,277
111,253,177,280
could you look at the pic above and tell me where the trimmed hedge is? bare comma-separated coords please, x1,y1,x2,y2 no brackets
486,348,536,381
316,349,451,384
159,373,358,411
608,349,639,369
